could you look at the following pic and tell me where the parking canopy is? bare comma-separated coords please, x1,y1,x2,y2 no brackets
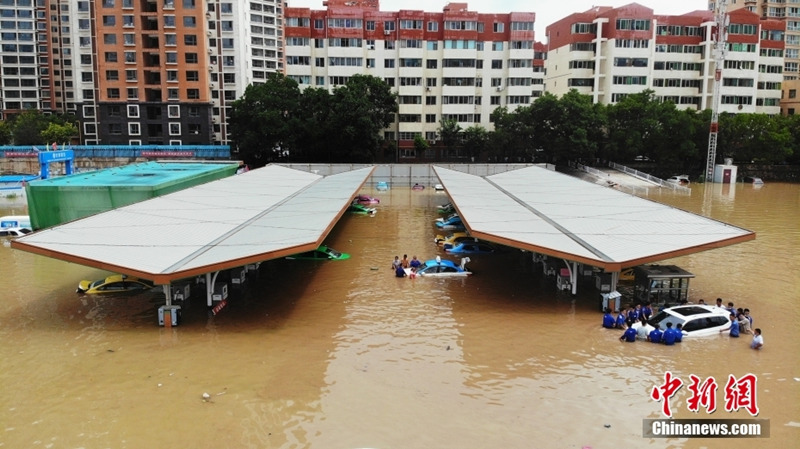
432,165,755,271
12,164,375,284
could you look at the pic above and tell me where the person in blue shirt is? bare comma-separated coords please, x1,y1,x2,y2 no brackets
395,264,407,278
641,303,653,320
674,323,684,342
720,314,739,337
662,322,678,345
409,255,422,269
620,326,637,342
627,305,640,322
615,310,627,329
602,309,615,329
647,326,663,344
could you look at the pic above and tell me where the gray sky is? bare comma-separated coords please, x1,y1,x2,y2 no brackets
285,0,711,38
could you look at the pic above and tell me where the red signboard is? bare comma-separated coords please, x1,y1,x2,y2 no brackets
3,152,38,157
141,151,195,157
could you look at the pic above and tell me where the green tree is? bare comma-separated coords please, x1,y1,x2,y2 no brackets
229,73,302,167
535,90,603,164
9,110,50,145
328,74,397,162
783,114,800,164
719,113,792,164
40,122,78,146
438,118,462,156
490,105,532,161
296,86,333,162
0,121,11,145
462,125,490,161
413,135,429,158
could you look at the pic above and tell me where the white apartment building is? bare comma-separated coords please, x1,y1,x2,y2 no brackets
283,1,546,153
545,3,784,115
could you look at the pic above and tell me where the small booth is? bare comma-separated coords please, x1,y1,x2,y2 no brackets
633,265,694,306
600,290,622,312
713,158,737,184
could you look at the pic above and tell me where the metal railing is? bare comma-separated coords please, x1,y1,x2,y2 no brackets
609,162,691,192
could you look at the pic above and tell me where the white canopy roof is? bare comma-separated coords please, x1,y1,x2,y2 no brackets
433,165,754,271
13,165,374,283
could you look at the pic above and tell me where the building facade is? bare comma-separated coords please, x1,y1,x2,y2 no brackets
545,3,784,115
0,1,793,148
283,1,545,153
727,0,800,114
0,0,283,145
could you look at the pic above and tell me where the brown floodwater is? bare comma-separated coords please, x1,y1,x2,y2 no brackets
0,180,798,449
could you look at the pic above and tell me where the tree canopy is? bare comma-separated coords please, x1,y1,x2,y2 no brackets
229,73,396,166
228,80,796,171
0,110,78,146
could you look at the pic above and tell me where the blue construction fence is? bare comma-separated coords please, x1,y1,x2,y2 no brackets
1,145,231,159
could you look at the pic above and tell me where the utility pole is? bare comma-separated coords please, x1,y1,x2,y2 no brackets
705,0,729,182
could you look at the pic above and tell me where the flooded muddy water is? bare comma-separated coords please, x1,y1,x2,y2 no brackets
0,180,798,448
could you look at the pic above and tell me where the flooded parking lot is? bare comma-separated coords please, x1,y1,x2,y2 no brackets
0,181,798,448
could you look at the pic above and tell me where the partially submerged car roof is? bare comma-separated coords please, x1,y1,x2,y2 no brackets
668,305,725,317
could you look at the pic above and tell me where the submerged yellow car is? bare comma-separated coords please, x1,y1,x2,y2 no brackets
76,274,154,294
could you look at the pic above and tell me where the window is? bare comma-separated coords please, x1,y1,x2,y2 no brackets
102,15,116,26
493,22,504,33
127,104,139,117
126,69,137,81
106,70,118,81
169,123,181,135
107,88,120,99
104,33,116,44
128,122,140,135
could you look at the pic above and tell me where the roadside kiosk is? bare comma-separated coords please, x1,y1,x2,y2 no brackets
633,265,694,307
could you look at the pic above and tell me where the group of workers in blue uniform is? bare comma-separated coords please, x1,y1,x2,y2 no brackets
601,302,683,345
602,297,763,349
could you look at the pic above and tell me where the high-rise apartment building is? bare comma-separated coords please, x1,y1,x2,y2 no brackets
545,3,784,115
0,0,283,145
727,0,800,114
283,1,545,154
1,2,793,148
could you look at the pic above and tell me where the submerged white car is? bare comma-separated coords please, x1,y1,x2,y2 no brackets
632,304,731,337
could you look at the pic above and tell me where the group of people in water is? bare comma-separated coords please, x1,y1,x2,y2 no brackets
603,297,763,349
392,254,423,278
